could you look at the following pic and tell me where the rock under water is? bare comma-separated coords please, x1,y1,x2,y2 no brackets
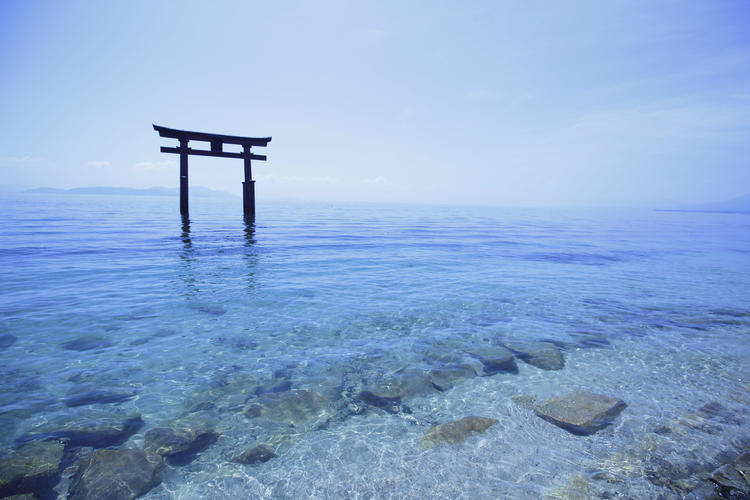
60,336,113,352
243,390,333,429
464,344,518,375
428,364,477,391
68,448,164,500
534,390,626,435
233,444,277,465
17,414,144,449
0,334,17,349
420,416,499,449
64,387,137,407
0,439,66,497
504,341,564,370
144,422,219,466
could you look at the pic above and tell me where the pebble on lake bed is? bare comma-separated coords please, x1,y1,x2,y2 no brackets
534,390,626,435
420,416,499,449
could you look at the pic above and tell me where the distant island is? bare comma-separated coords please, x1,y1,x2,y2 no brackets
25,186,237,198
657,194,750,214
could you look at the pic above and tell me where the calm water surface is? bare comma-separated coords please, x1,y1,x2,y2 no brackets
0,193,748,498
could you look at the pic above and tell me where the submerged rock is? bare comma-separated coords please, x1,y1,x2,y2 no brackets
510,394,537,410
68,449,163,500
144,413,218,465
357,390,402,413
698,401,743,426
187,302,226,316
256,379,293,396
685,451,750,499
0,334,17,349
61,336,113,352
18,414,144,449
428,364,477,391
233,444,277,465
64,387,137,407
465,344,518,375
534,390,626,435
420,416,499,449
0,439,66,497
359,368,436,405
504,341,564,370
569,332,611,349
243,390,332,429
644,454,708,493
184,372,261,414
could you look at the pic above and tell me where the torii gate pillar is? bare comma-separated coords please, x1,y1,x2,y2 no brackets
179,138,189,216
242,146,255,215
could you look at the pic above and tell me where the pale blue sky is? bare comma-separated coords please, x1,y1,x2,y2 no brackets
1,0,749,206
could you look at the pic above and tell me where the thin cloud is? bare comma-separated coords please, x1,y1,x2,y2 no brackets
133,160,177,170
0,156,41,163
258,173,342,185
362,176,388,185
87,160,111,168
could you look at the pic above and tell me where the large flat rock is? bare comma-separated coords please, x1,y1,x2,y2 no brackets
0,439,66,497
18,414,143,449
534,390,626,435
420,416,499,449
68,449,163,500
243,390,332,429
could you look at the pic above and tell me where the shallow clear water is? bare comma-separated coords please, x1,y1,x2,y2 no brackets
1,193,749,498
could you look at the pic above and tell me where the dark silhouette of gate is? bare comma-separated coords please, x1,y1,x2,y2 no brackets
153,124,271,216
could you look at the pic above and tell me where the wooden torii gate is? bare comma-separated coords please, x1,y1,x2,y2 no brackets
153,124,271,217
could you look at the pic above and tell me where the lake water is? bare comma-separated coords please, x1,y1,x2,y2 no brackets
0,193,748,499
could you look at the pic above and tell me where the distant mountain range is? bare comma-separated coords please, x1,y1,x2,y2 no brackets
658,194,750,214
24,186,237,198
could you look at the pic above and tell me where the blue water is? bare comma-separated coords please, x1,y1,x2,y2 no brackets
1,193,749,498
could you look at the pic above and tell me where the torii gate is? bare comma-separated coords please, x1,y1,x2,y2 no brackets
153,124,271,217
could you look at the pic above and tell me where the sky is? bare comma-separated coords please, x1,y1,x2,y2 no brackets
1,0,749,207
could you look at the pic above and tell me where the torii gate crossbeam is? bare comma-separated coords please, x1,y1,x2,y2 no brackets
153,124,271,217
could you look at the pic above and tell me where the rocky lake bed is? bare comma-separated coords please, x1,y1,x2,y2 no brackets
1,321,748,499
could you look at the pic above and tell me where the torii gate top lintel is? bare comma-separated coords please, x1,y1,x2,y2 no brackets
153,124,271,148
153,124,271,217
